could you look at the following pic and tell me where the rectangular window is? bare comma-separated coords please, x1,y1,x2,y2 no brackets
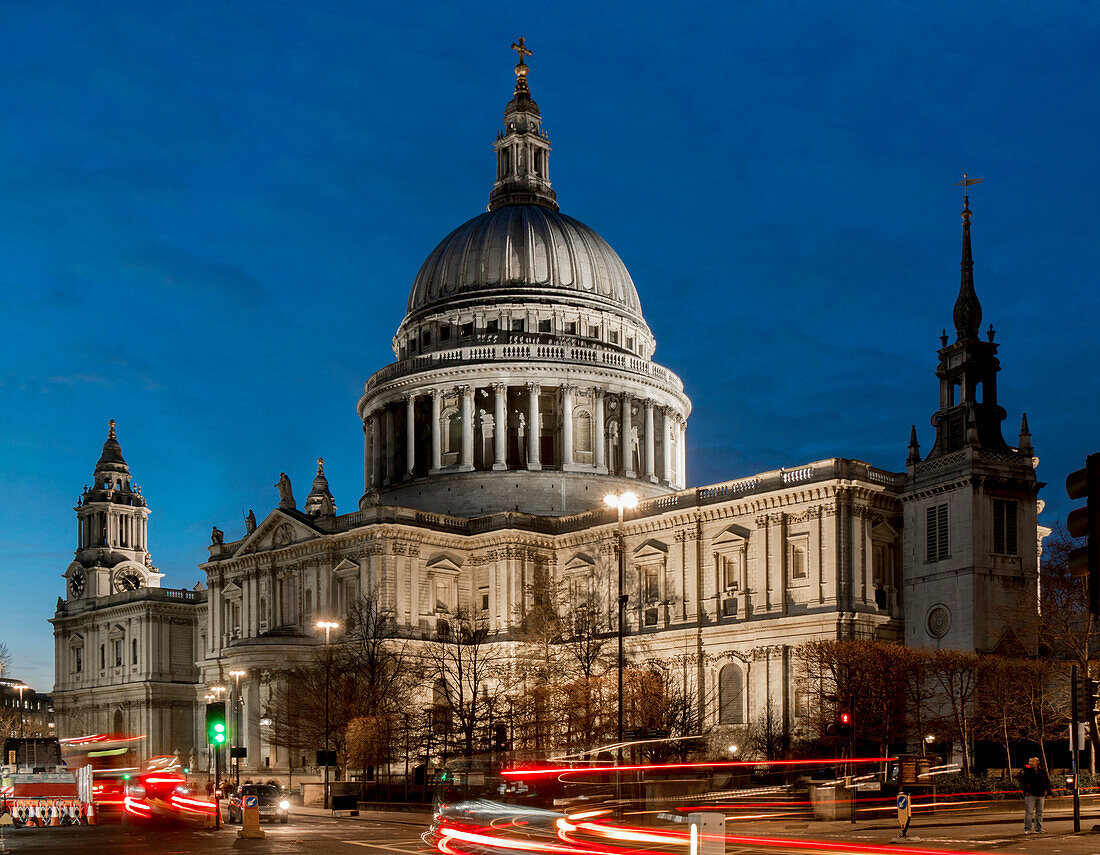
538,319,552,333
486,319,499,333
100,645,105,670
926,503,950,562
589,325,599,338
439,325,451,342
626,336,634,351
643,566,660,602
131,638,138,665
421,331,431,347
480,591,490,611
993,499,1018,555
609,331,619,345
717,552,741,590
511,318,525,332
460,322,473,338
280,578,298,626
114,639,122,667
565,321,577,335
75,648,83,674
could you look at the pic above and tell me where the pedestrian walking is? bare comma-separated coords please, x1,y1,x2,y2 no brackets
1018,756,1053,833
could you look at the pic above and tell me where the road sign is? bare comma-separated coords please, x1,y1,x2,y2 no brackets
244,795,258,808
897,792,912,837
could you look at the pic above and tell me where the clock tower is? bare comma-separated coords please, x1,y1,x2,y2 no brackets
66,420,163,600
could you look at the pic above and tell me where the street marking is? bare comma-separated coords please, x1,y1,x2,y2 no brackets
341,842,424,852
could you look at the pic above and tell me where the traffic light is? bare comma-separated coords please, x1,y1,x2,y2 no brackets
206,701,227,746
826,712,853,737
1066,453,1099,616
492,722,508,752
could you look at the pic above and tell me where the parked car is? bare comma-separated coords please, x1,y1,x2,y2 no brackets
226,783,289,823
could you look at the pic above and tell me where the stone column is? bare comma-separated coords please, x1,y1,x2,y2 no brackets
594,390,607,473
404,393,416,479
370,413,382,488
679,420,687,487
384,406,396,484
622,394,635,478
662,408,674,486
561,384,575,469
460,385,475,471
492,383,507,470
430,390,442,472
526,383,541,470
644,400,656,482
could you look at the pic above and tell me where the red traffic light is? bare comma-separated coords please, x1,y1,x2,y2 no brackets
840,712,851,724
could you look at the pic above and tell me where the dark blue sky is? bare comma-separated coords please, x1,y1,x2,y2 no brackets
3,2,1098,690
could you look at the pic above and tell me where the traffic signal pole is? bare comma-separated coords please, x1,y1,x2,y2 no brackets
214,741,222,830
1072,663,1081,832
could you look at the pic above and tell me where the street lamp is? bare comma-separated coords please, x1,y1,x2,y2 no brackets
316,620,341,810
728,744,739,755
603,491,638,763
229,670,246,787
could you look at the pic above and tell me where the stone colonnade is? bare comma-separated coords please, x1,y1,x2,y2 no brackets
363,383,686,489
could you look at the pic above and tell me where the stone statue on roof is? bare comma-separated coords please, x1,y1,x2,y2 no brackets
276,472,295,509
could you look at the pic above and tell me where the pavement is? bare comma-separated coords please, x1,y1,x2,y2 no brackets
2,799,1100,854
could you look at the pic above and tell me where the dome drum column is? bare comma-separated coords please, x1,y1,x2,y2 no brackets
621,394,635,479
404,394,416,480
429,390,443,473
459,385,476,472
526,383,541,471
594,390,608,474
492,384,508,470
560,384,576,472
644,401,657,483
661,407,674,487
384,407,397,485
370,413,382,488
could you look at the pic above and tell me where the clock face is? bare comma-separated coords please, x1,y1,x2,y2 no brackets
70,569,86,598
114,569,144,592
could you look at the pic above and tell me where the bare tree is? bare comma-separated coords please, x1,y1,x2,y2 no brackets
0,642,11,678
424,607,506,758
926,648,981,772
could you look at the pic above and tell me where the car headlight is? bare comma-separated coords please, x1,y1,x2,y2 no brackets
279,800,290,811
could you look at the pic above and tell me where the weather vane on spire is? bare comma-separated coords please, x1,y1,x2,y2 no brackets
955,173,982,212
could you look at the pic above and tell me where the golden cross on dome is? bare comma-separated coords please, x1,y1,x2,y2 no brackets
511,37,532,64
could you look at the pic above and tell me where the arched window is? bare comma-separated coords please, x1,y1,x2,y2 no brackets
718,663,744,725
113,709,124,734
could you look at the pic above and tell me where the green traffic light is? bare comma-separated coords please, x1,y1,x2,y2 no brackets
122,774,131,781
214,734,225,744
215,723,225,733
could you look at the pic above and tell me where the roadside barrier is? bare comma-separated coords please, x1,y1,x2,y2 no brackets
4,799,89,828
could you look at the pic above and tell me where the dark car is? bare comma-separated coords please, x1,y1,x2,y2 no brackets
226,783,289,823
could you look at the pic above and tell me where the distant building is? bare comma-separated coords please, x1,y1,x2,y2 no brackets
1,677,54,739
50,421,204,764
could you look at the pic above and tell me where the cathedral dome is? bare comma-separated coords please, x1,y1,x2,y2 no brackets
405,205,645,326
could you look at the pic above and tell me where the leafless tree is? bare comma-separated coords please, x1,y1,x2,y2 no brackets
0,642,11,678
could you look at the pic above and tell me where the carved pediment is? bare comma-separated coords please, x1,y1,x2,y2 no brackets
425,554,463,575
713,524,751,545
564,552,596,572
222,581,243,598
871,520,899,541
632,539,669,559
236,510,319,556
332,557,358,577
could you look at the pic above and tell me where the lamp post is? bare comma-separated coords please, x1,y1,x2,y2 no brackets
316,620,340,810
603,491,638,764
229,670,246,787
924,734,936,814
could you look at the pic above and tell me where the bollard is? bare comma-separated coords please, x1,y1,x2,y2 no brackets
86,801,97,825
237,795,266,839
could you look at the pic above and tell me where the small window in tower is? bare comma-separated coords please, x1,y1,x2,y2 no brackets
993,499,1018,555
422,330,432,347
75,648,82,674
131,638,138,665
589,325,599,338
565,321,577,335
925,503,950,562
460,322,473,338
538,319,551,333
609,331,619,345
440,325,451,342
512,319,525,332
480,590,490,611
626,336,634,351
486,319,499,333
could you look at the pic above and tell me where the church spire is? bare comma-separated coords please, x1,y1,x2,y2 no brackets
304,457,337,518
952,177,983,340
488,38,558,212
